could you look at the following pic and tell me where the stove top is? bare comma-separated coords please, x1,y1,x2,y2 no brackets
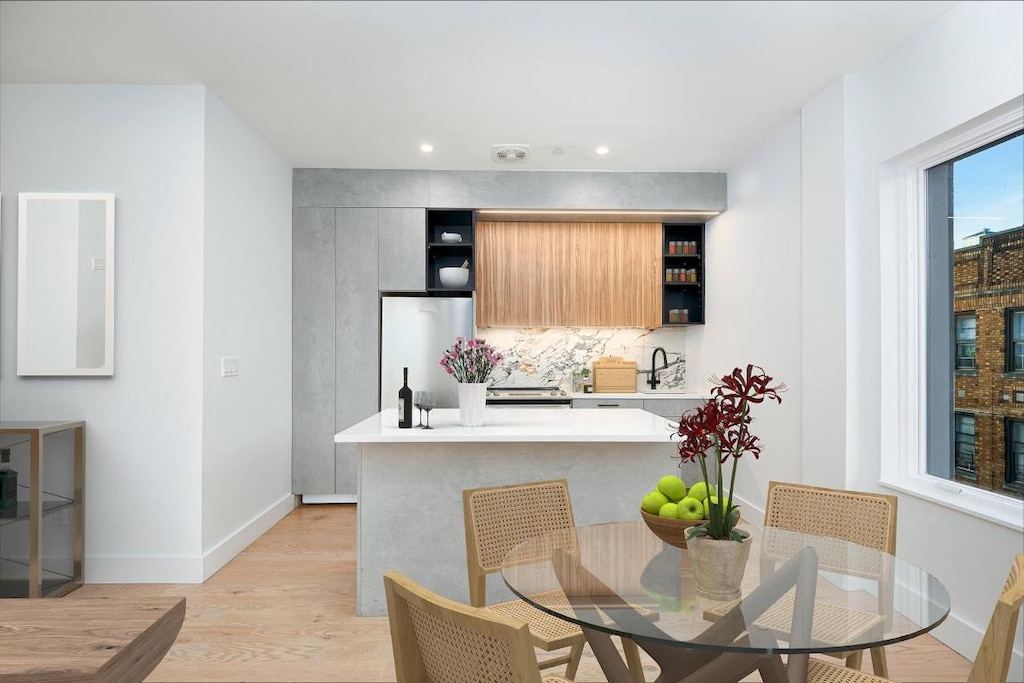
487,386,568,398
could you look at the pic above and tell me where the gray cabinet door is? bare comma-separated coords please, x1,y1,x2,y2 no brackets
643,398,705,420
336,208,381,496
572,397,645,409
293,208,337,495
378,208,426,291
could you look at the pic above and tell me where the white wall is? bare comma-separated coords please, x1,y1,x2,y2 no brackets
0,85,207,581
800,81,849,490
828,0,1023,672
0,85,294,584
686,116,804,516
200,90,294,578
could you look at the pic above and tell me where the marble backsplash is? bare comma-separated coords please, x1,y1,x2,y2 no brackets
478,327,687,391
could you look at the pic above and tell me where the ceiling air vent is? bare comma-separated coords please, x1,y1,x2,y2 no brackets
492,144,530,163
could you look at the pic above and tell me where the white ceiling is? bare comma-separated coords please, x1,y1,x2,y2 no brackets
0,0,956,172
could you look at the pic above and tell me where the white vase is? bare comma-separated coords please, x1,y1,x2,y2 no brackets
457,382,487,427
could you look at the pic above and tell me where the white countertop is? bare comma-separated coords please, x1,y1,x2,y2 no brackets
570,392,711,400
335,408,679,443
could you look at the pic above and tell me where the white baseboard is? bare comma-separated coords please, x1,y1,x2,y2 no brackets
301,493,357,504
202,493,297,581
86,554,205,583
934,604,1023,679
85,494,297,584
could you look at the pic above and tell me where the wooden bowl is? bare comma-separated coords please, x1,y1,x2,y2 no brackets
640,508,708,549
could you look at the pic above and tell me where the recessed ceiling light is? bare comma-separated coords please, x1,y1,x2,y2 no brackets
420,143,434,153
552,147,566,155
595,145,610,155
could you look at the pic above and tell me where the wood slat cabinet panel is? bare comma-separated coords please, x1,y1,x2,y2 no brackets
476,221,572,327
572,222,661,327
476,221,661,327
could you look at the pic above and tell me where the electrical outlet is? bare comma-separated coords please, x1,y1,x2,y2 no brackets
221,356,239,377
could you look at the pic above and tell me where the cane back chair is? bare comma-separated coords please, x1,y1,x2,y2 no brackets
383,571,570,683
463,479,648,683
705,481,898,677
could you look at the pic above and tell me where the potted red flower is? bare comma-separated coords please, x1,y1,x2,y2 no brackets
673,364,785,598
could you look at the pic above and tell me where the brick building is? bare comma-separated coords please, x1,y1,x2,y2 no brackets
952,225,1024,499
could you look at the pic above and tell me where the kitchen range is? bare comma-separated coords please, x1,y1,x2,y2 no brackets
485,386,571,408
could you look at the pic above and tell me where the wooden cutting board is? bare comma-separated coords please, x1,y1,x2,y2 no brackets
593,356,637,393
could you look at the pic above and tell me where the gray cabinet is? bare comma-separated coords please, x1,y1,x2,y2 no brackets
643,398,705,420
335,208,380,496
378,208,426,291
572,397,645,409
292,208,337,495
292,207,383,497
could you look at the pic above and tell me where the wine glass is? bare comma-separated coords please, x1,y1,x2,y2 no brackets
419,391,435,429
413,391,424,427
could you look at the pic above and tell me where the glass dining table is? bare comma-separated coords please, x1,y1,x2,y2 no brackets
501,521,950,683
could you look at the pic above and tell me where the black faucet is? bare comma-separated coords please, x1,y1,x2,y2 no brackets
649,347,668,390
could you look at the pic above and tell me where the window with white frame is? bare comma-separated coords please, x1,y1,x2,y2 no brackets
955,314,977,370
880,97,1024,529
1007,419,1024,493
1009,309,1024,373
924,130,1023,500
954,413,977,479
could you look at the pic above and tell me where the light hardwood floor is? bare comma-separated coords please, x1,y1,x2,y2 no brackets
69,504,972,682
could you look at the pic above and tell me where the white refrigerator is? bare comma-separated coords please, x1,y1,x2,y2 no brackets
379,295,475,410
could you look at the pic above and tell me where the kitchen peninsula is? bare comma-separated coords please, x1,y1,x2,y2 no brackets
336,407,698,616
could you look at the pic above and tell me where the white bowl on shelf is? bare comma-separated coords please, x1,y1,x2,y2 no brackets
438,267,469,288
440,232,463,243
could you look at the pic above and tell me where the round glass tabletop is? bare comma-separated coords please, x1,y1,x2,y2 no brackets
501,521,950,655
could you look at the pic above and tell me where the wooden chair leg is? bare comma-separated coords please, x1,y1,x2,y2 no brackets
869,646,888,678
844,650,864,670
622,637,645,683
563,639,585,681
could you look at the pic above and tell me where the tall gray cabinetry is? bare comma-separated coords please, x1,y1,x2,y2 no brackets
292,206,425,498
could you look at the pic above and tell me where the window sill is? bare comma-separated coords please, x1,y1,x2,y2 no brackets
954,369,978,377
881,472,1024,532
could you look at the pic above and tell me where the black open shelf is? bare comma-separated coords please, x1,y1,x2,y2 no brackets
663,223,706,325
427,210,476,293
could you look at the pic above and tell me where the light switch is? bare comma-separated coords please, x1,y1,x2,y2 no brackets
221,356,239,377
91,257,105,270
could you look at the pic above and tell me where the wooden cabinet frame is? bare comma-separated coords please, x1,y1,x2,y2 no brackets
476,221,661,327
0,420,84,598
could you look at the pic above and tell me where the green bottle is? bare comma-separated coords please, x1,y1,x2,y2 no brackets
0,447,17,518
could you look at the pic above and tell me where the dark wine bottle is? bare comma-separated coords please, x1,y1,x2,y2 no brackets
398,367,413,428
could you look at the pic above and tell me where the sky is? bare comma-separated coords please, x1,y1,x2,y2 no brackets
952,132,1024,245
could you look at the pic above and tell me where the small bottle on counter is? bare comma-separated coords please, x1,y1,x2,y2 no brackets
398,367,412,429
0,447,17,518
681,308,689,323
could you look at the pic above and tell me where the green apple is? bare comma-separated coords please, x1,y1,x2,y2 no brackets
686,481,713,503
676,496,705,520
657,502,679,519
641,490,669,514
657,475,688,502
703,495,733,518
700,499,741,520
